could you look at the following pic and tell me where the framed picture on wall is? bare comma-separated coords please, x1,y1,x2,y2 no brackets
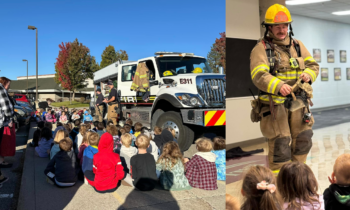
347,68,350,80
334,68,341,81
321,68,329,81
313,49,321,62
327,50,334,63
340,50,347,63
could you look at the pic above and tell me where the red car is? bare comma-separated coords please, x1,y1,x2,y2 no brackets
13,94,31,104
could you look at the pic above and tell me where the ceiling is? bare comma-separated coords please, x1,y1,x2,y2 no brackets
287,0,350,25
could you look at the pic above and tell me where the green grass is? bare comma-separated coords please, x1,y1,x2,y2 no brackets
50,101,90,108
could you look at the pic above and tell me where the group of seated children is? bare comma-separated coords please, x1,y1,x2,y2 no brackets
37,118,226,194
226,154,350,210
34,106,92,125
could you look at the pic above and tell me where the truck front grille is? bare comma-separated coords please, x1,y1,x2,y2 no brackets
199,79,226,104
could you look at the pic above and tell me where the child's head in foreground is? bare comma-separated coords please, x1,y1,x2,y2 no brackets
153,126,162,135
213,136,226,151
135,134,150,149
134,122,142,132
54,130,68,144
241,165,282,210
74,119,81,127
37,121,45,130
88,132,100,147
195,137,213,152
44,121,52,130
97,122,104,131
125,119,133,126
106,125,118,136
332,153,350,185
121,133,133,148
79,124,87,135
277,161,320,210
93,121,99,128
157,141,183,169
59,138,73,152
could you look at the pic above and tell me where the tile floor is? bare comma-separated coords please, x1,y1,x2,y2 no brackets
226,121,350,205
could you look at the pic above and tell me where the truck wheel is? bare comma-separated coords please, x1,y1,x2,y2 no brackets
156,111,194,151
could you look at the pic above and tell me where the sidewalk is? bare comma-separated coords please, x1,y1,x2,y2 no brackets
17,123,225,210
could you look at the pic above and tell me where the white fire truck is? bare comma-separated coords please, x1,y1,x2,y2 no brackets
92,52,226,151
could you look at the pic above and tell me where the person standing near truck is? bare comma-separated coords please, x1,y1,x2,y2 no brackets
250,4,319,176
95,88,104,123
103,80,119,125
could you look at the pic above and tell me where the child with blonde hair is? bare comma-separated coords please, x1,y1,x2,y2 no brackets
241,165,282,210
50,130,68,159
278,162,324,210
324,153,350,210
185,137,217,190
130,135,157,191
156,141,191,191
77,131,93,166
119,133,137,187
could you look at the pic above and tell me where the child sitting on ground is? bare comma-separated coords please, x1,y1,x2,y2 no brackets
241,165,282,210
96,122,105,137
35,108,43,122
31,121,45,147
130,134,158,191
124,125,136,146
184,137,217,190
212,137,226,181
46,110,57,123
83,111,93,124
44,121,54,136
106,125,120,153
75,124,87,152
59,111,68,124
35,127,54,158
119,133,137,187
156,141,191,191
50,130,67,159
324,153,350,210
71,110,80,121
93,133,125,193
70,120,80,143
78,131,93,166
152,126,162,152
133,122,142,137
277,161,324,210
142,129,158,161
44,138,79,187
125,119,134,133
92,121,99,132
82,132,100,186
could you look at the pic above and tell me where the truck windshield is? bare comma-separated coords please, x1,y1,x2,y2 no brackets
156,57,215,77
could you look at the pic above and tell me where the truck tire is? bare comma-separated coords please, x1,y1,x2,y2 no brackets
156,111,194,151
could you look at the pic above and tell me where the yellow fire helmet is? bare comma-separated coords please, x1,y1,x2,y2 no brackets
192,67,203,74
163,70,173,77
265,4,292,25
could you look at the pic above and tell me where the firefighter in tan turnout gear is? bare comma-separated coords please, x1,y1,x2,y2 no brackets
250,4,319,175
103,80,119,125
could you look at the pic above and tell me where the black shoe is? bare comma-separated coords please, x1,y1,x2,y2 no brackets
0,177,9,185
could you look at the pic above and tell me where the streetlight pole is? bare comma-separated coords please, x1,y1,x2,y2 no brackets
22,59,28,96
28,25,38,101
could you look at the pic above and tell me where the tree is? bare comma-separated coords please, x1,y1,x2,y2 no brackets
213,32,226,74
100,45,129,68
207,43,221,73
54,38,96,102
54,42,72,99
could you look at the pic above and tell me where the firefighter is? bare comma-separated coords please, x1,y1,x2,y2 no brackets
103,80,119,125
95,88,104,122
250,4,319,175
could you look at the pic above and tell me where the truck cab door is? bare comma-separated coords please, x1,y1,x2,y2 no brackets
138,58,160,103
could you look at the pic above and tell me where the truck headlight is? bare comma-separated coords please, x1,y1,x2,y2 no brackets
175,93,202,106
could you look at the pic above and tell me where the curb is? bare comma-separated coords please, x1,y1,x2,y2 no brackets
17,122,37,210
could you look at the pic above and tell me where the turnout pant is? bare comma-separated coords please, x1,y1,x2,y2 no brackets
107,104,118,125
259,104,314,175
96,105,104,122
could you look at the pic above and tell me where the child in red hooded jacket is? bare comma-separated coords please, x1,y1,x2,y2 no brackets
92,132,125,193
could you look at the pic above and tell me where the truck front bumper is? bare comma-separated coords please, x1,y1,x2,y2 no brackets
180,109,226,127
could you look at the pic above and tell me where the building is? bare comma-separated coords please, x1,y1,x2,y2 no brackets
9,74,94,102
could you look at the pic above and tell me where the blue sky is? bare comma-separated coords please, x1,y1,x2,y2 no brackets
0,0,225,80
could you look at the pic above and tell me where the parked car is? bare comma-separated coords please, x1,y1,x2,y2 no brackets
15,101,35,116
13,94,32,104
14,106,27,125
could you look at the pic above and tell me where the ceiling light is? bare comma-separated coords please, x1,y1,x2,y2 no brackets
286,0,331,5
332,10,350,15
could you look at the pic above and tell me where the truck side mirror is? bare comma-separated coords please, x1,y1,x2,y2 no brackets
150,80,159,86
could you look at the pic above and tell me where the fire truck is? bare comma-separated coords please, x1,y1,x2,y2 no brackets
93,52,226,151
